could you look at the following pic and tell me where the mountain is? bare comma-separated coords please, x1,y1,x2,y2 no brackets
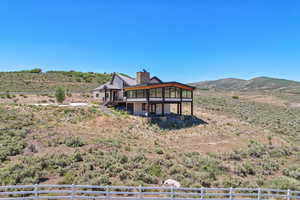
191,76,300,93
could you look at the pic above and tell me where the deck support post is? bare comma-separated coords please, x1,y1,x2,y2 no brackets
180,102,182,115
191,90,194,116
180,88,183,115
162,87,165,116
104,88,107,102
109,90,112,102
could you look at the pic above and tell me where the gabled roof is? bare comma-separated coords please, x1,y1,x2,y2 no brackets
92,82,121,91
93,72,166,91
114,73,136,86
150,76,163,83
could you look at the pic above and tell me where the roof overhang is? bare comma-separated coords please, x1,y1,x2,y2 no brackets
124,82,195,91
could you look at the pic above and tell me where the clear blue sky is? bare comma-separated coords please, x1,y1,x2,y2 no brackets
1,0,300,83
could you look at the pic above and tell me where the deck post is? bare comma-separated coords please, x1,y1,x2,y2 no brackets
109,90,112,102
180,88,183,115
191,90,193,116
146,89,150,116
162,87,165,116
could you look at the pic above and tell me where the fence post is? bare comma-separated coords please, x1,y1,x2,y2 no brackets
287,189,291,200
230,187,233,200
106,186,110,200
139,185,143,199
34,184,38,199
200,187,204,200
257,188,261,200
171,186,174,200
71,184,75,200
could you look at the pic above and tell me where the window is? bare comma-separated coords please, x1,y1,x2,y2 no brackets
150,88,156,98
96,93,99,98
156,88,162,97
181,90,192,98
170,87,176,98
137,90,145,98
142,103,146,111
176,88,181,98
127,90,137,98
182,90,187,98
186,90,192,98
164,87,171,98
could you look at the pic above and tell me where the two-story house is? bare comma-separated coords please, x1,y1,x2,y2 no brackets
93,70,195,116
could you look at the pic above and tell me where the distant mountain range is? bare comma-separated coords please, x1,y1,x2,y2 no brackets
190,77,300,93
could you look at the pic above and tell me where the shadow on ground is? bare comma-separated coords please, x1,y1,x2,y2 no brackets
148,114,208,130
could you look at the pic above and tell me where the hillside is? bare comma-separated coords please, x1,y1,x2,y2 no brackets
0,69,111,93
191,77,300,93
0,90,299,189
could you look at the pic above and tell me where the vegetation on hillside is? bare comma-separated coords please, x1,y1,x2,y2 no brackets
0,89,299,189
191,77,300,93
0,69,111,93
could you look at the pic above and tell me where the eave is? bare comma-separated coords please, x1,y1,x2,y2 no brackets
124,82,195,91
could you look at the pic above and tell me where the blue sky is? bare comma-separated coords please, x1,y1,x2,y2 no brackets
0,0,300,83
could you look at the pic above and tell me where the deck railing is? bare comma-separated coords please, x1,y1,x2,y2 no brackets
0,185,299,200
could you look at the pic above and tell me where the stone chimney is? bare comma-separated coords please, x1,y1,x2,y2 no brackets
136,70,150,84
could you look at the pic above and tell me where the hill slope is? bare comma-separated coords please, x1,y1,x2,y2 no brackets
191,77,300,93
0,90,299,189
0,69,112,93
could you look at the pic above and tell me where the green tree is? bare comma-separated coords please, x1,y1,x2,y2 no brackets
55,87,66,103
29,68,42,73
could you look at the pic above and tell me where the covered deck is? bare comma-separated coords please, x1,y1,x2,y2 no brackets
124,82,195,116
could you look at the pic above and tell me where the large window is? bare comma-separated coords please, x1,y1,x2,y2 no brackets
156,88,162,97
149,88,163,98
176,88,181,98
137,90,146,98
170,87,176,98
164,87,181,98
182,90,192,98
127,90,137,98
150,88,156,98
164,87,171,98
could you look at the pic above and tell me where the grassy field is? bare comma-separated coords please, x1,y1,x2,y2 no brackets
0,69,111,93
0,90,299,189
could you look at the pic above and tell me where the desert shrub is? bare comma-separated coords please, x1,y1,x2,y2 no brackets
133,170,158,184
0,157,47,185
235,162,256,177
283,165,300,180
0,107,34,161
259,158,280,175
232,96,239,99
155,148,164,154
220,177,244,188
55,87,66,103
265,176,300,190
64,136,85,147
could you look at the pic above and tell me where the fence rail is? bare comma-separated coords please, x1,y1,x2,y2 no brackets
0,185,299,200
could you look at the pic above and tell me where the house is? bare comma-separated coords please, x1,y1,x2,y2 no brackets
92,70,195,116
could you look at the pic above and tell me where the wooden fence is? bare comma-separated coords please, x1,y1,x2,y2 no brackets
0,185,299,200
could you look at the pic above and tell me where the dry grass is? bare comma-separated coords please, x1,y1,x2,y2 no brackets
0,90,299,189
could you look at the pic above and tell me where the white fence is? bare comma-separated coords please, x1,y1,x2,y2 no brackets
0,185,299,200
